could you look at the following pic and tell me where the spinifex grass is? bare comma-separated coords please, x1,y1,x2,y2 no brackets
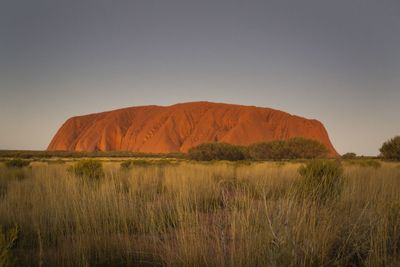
0,160,399,266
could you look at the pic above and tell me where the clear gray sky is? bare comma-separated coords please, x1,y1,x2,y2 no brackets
1,0,399,155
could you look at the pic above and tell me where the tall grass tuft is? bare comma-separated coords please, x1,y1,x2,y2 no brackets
4,159,30,169
68,159,104,180
295,160,344,204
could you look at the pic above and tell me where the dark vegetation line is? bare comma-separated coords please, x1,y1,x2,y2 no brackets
0,137,326,160
0,135,398,161
0,150,186,159
188,137,329,161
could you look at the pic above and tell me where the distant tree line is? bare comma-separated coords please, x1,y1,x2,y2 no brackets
188,137,328,161
341,136,400,161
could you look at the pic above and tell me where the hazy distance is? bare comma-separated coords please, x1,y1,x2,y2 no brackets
1,0,399,156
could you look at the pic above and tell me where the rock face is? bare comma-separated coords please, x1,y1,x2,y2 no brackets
48,102,339,156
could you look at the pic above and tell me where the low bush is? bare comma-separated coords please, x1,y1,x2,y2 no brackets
380,136,400,161
342,152,357,159
295,160,344,204
4,159,30,169
188,143,246,161
68,160,104,180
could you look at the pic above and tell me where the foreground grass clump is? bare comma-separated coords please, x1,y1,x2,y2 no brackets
296,160,344,204
0,164,30,198
0,160,399,266
4,159,30,169
0,225,18,267
68,159,104,180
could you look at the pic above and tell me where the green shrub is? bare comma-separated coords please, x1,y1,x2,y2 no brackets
247,141,287,160
69,160,104,180
247,138,328,160
4,159,30,169
0,167,29,198
380,136,400,161
286,138,328,159
295,160,344,204
0,225,19,267
188,143,246,161
189,138,328,161
342,152,357,159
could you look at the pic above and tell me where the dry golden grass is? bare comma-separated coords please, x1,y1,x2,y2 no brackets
0,160,399,266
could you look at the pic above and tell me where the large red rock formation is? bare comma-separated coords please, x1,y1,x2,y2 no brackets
48,102,338,156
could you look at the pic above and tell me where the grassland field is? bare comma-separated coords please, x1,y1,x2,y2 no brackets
0,156,399,267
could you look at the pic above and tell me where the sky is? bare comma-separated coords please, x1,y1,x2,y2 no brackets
0,0,399,156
